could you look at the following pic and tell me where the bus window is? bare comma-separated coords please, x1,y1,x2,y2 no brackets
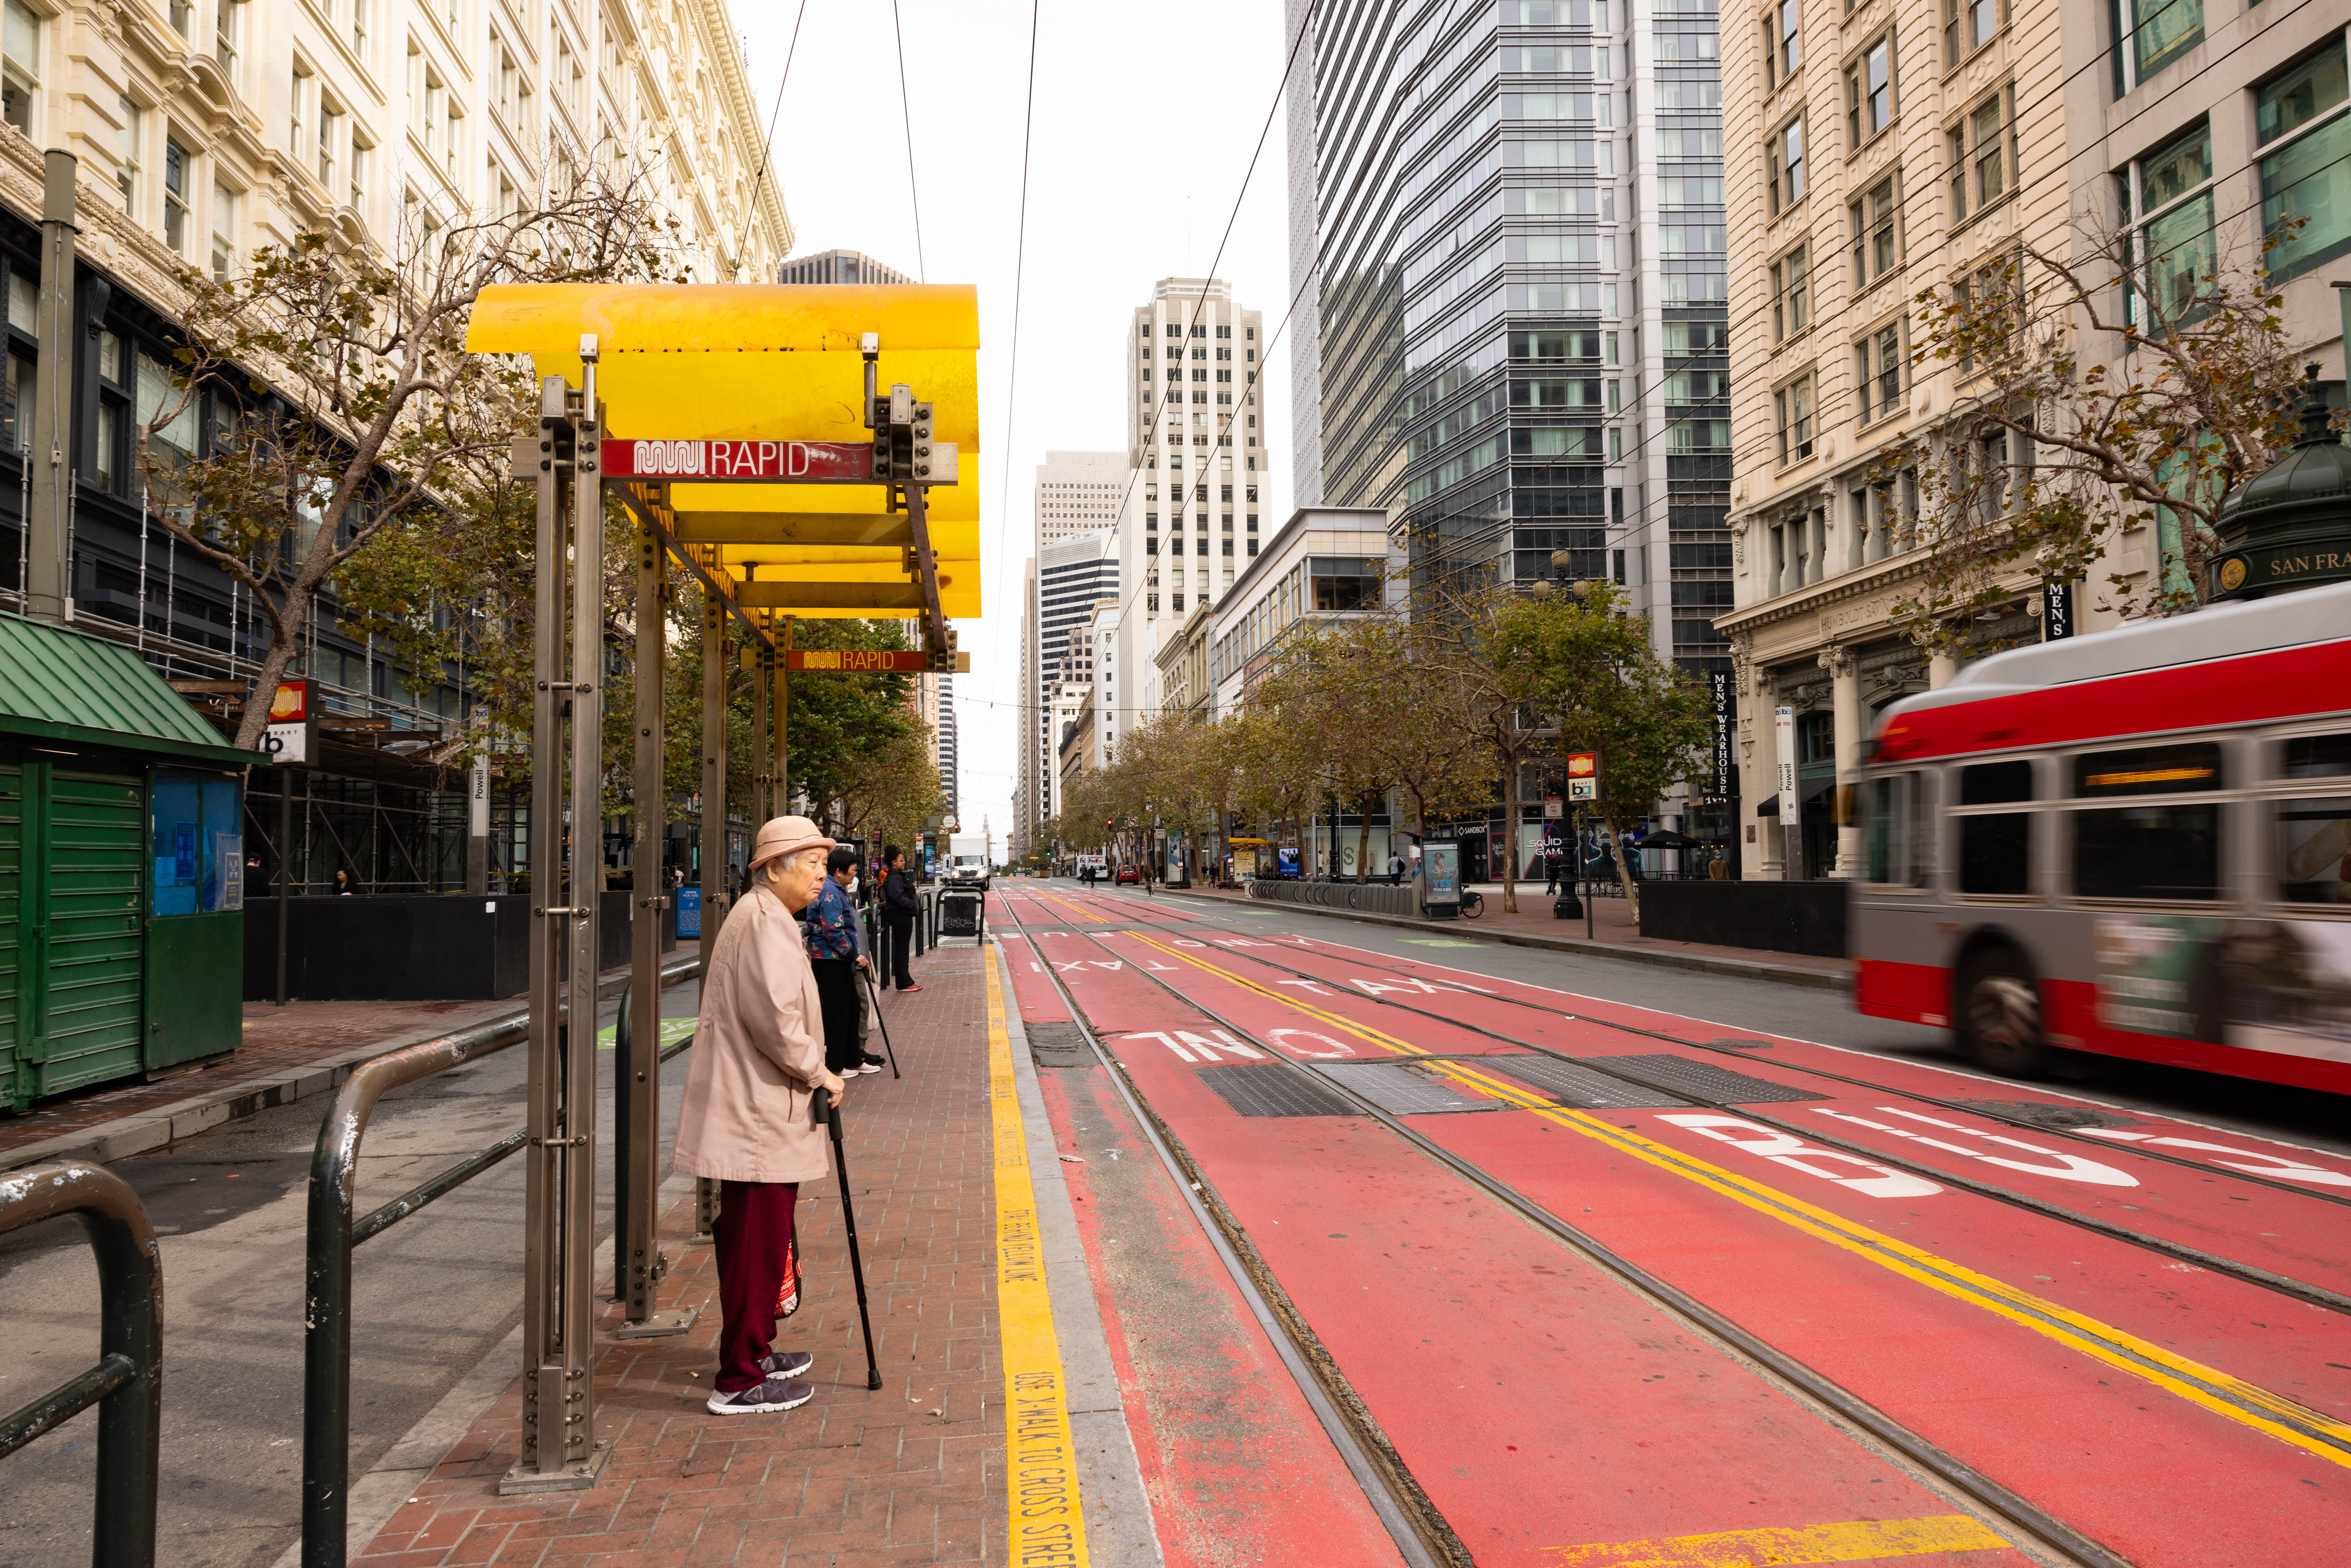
2277,799,2351,904
1957,760,2032,895
2074,806,2221,900
1864,773,1930,885
2282,734,2351,779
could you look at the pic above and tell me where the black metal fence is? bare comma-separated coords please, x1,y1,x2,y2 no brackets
0,1161,162,1568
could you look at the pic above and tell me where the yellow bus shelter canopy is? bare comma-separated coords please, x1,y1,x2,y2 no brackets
466,283,982,622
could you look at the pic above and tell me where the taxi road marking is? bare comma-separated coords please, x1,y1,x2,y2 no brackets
986,950,1092,1568
1545,1513,2010,1565
1123,931,2351,1472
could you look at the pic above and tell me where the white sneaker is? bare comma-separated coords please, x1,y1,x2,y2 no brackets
706,1375,813,1415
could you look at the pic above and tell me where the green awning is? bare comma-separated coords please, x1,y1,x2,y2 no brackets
0,616,268,767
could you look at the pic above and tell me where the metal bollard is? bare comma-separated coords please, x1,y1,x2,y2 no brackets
0,1161,162,1568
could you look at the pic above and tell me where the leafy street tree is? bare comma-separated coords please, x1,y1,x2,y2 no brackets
1419,585,1560,915
142,171,681,751
1526,581,1713,920
1889,224,2316,638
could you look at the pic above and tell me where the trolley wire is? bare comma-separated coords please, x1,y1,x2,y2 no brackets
891,0,928,282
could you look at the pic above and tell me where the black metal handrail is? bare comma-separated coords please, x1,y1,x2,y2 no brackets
0,1160,162,1568
301,953,699,1568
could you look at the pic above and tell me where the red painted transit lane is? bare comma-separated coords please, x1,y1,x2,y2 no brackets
1028,930,2042,1568
1074,927,2351,1568
1153,926,2351,1298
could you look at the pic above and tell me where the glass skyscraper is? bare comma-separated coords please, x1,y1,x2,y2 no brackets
1287,0,1730,691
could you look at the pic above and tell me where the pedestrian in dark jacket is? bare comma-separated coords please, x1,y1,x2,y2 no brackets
881,845,920,992
805,846,877,1076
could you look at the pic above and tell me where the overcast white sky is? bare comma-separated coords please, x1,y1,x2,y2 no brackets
737,0,1297,853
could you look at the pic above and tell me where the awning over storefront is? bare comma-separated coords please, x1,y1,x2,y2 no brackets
1751,776,1836,817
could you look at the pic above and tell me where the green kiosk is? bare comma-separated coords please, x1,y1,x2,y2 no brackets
0,618,264,1113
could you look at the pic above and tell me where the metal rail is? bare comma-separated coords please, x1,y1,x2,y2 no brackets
992,897,1459,1568
302,953,700,1568
0,1161,162,1568
1001,892,2130,1568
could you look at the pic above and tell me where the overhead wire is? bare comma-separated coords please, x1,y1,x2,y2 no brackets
985,0,1045,796
891,0,928,282
736,0,811,275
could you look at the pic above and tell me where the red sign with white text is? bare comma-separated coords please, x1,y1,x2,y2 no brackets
600,439,873,482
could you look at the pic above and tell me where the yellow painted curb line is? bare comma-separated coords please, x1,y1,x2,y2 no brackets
987,949,1093,1568
1543,1512,2009,1565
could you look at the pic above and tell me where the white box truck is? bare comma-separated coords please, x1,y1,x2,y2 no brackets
946,833,990,889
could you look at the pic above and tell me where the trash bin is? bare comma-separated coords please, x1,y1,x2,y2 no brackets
939,888,984,939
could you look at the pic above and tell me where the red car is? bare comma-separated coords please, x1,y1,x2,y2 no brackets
1114,865,1141,885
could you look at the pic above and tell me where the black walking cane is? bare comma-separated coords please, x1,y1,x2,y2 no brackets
859,964,902,1078
811,1091,884,1390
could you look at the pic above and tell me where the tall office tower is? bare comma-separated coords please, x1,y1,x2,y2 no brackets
1285,0,1730,685
1027,528,1120,833
935,675,960,822
776,249,918,285
1013,556,1040,859
1017,453,1127,855
1113,277,1274,715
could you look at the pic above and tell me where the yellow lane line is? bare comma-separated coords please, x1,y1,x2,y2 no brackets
1121,932,2351,1471
1031,891,1105,924
1543,1513,2011,1566
986,949,1093,1568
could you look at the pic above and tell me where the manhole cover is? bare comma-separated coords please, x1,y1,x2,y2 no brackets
1589,1055,1828,1104
1195,1064,1358,1118
1709,1038,1774,1050
1026,1022,1091,1070
1313,1062,1502,1115
1486,1056,1691,1110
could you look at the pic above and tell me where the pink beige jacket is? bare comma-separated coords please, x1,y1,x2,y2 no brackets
671,882,830,1185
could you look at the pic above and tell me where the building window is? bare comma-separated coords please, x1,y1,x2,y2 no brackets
2256,43,2350,282
117,95,141,214
350,135,370,209
1,0,36,135
1764,0,1800,92
1945,0,2000,65
1771,244,1810,341
2117,0,2200,91
1767,115,1807,213
1849,174,1899,287
1775,375,1816,465
1948,89,2012,223
163,136,191,253
1856,323,1903,424
211,181,237,279
318,97,340,189
2120,122,2212,324
353,0,369,59
1845,34,1894,149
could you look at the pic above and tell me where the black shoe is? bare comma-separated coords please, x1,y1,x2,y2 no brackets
760,1350,814,1379
706,1375,814,1415
860,1052,887,1070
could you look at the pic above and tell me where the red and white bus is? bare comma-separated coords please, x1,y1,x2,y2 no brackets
1853,578,2351,1094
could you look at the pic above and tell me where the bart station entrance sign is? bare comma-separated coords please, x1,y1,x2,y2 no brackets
460,284,979,1492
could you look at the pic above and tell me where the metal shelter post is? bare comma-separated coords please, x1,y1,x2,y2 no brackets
700,590,730,965
508,355,609,1492
615,513,693,1338
752,638,772,830
773,619,792,817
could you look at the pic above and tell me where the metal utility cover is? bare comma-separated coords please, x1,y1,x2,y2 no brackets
1946,1098,2148,1131
1591,1055,1829,1104
1195,1065,1359,1119
1487,1056,1692,1111
1026,1022,1091,1071
1313,1062,1502,1115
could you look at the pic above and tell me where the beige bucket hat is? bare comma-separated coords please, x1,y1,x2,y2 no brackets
745,815,836,874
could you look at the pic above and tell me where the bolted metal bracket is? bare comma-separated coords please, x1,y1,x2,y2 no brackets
609,1304,699,1341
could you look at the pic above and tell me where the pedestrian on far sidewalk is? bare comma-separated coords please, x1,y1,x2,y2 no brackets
881,845,921,993
1386,850,1405,886
805,846,881,1078
673,815,846,1416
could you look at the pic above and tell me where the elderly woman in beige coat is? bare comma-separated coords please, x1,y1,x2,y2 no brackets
674,814,848,1415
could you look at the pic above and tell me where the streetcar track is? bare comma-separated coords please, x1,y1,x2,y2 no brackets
998,895,2128,1568
1140,887,2351,1206
992,898,1467,1568
1073,921,2351,1320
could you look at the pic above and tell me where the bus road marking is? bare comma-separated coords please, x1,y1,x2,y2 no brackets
2078,1129,2351,1187
1125,929,2351,1472
1810,1106,2140,1186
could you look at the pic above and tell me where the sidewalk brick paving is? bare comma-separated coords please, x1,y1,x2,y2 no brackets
356,943,1006,1568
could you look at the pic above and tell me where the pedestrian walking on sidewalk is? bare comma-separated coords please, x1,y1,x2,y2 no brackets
880,845,921,993
1386,850,1405,886
673,815,847,1416
806,847,881,1078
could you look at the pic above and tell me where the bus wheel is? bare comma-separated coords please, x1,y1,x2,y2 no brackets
1957,950,2048,1077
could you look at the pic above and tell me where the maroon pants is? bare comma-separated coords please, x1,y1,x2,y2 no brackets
714,1179,799,1393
